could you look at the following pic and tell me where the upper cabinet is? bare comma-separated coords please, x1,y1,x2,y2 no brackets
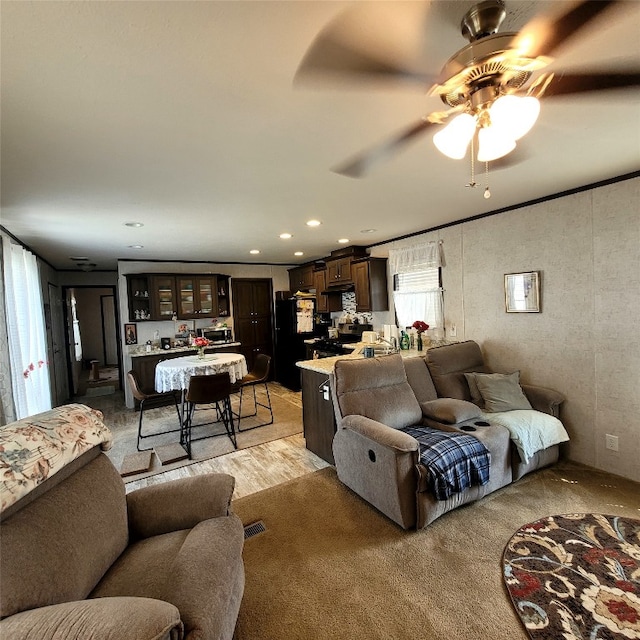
312,268,328,313
127,273,230,321
150,275,177,320
352,258,389,312
216,276,230,317
288,264,314,291
326,257,352,285
127,275,152,321
177,275,217,319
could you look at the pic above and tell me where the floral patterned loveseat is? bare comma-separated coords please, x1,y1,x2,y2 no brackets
0,404,245,640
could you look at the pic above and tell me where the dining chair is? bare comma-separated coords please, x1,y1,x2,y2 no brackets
183,372,237,457
232,354,274,432
126,370,182,451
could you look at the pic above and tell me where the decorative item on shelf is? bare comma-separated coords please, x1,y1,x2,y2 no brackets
412,321,430,351
192,336,210,360
399,330,410,351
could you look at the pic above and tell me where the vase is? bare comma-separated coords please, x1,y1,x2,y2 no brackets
417,334,423,351
197,348,205,360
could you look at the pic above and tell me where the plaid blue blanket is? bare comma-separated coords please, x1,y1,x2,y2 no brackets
399,426,491,500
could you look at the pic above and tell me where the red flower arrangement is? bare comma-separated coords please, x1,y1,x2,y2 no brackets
192,337,210,349
412,320,429,334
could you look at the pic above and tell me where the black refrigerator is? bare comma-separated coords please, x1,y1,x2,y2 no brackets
274,298,316,391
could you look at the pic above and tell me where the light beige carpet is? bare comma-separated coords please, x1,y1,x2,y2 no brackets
232,462,640,640
85,384,303,482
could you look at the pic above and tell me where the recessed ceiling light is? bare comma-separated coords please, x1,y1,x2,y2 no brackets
128,245,144,249
337,238,349,244
279,233,292,239
306,220,321,227
124,222,144,228
294,251,304,256
360,228,377,234
249,249,260,255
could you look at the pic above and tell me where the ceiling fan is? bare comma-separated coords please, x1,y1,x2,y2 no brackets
295,0,640,179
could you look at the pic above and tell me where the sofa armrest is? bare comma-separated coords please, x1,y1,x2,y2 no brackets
127,472,235,540
521,384,565,418
0,597,182,640
340,414,420,452
333,415,419,529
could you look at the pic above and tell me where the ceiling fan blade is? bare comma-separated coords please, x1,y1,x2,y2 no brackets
541,71,640,98
515,0,621,60
332,118,437,178
294,3,439,89
294,35,433,87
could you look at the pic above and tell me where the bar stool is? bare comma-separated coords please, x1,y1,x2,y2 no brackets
233,354,273,432
183,372,237,458
126,370,182,452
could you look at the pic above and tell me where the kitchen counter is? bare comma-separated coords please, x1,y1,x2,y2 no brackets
296,344,419,374
130,341,241,358
296,340,457,374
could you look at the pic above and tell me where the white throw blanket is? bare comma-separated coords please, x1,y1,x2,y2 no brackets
481,409,570,464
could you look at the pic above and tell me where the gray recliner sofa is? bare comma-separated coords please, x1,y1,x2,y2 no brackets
0,404,245,640
331,341,566,530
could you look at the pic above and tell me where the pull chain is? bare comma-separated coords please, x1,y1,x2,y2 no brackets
484,161,491,199
466,136,477,188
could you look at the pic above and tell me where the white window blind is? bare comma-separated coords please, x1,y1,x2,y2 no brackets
393,267,443,330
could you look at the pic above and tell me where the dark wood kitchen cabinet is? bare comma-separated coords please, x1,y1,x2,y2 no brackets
326,257,352,285
352,258,389,312
127,275,152,321
312,268,329,313
177,275,218,319
301,368,336,464
150,275,177,320
231,278,274,372
288,265,314,291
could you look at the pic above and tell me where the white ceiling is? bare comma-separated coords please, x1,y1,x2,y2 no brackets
1,1,639,271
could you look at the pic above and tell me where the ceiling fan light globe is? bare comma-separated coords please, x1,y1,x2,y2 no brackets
433,113,477,160
489,95,540,140
477,125,516,162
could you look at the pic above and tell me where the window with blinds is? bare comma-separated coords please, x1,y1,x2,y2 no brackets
393,268,443,329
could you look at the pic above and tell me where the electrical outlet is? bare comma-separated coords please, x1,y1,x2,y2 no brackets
605,434,619,452
449,324,457,337
322,384,330,401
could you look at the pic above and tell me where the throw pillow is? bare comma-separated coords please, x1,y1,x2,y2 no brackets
473,371,532,412
463,372,484,407
420,398,482,424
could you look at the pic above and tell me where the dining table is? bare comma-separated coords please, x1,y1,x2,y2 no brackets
154,352,248,457
155,352,248,395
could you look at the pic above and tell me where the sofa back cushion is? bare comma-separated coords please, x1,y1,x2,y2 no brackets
0,452,128,619
333,354,422,429
425,341,490,400
403,357,438,403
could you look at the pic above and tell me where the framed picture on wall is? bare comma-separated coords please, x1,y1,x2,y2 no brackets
125,323,138,345
505,271,541,313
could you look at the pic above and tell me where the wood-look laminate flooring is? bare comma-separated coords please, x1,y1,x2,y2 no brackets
125,432,330,497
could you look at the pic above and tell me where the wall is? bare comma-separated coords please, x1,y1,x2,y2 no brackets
371,176,639,482
118,260,290,407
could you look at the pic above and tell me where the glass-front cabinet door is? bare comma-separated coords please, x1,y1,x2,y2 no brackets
150,275,177,320
177,277,197,319
177,276,218,319
198,277,215,316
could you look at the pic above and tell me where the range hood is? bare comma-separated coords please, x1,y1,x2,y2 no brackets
321,283,354,295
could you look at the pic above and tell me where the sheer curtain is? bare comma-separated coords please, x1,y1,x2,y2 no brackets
2,236,52,418
389,241,445,331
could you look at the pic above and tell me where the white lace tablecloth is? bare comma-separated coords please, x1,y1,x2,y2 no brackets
155,353,248,392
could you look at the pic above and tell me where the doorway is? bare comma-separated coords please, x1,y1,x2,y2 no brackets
62,285,121,398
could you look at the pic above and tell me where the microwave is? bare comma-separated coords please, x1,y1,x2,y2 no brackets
198,327,233,343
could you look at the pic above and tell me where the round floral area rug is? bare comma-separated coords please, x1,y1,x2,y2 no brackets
502,514,640,639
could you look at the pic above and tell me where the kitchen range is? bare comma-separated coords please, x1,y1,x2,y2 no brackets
306,322,373,359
